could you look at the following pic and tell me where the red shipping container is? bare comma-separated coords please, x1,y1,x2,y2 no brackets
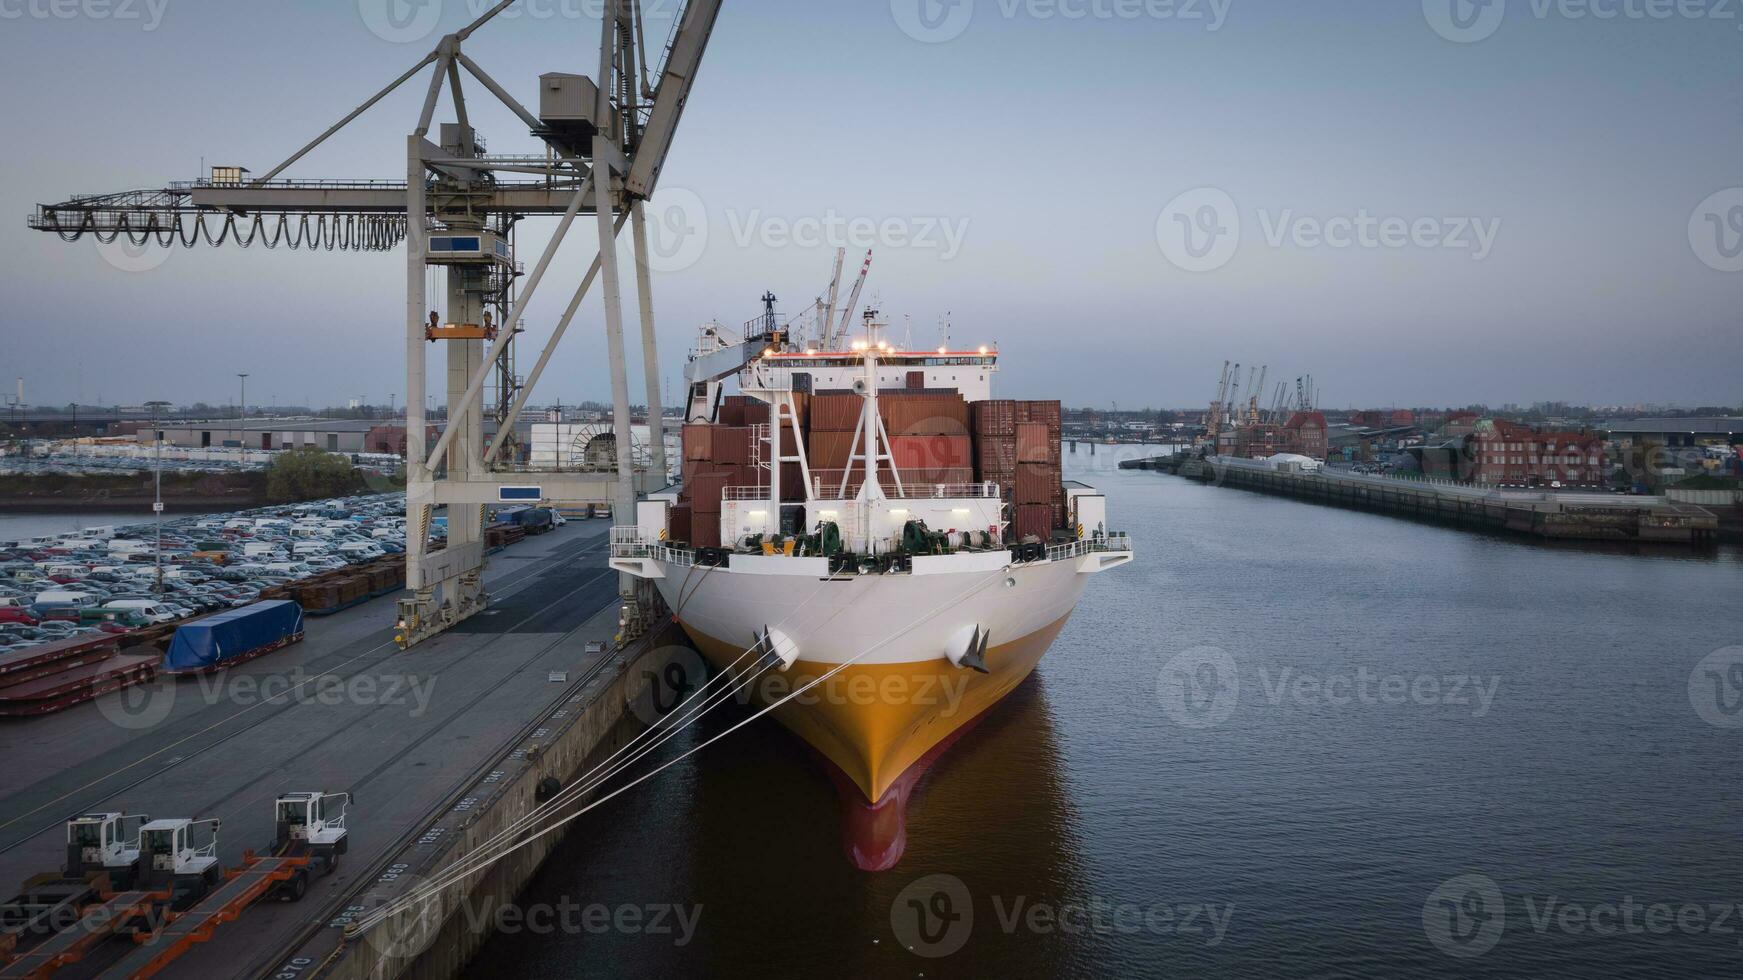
1015,422,1051,464
667,503,693,543
811,393,863,431
741,400,770,426
889,434,972,472
688,473,732,514
711,427,754,466
972,399,1017,437
895,466,976,487
906,370,926,389
682,424,713,462
880,393,970,436
808,430,858,469
691,512,721,549
1013,504,1053,542
717,399,746,427
1014,463,1059,505
1015,400,1062,430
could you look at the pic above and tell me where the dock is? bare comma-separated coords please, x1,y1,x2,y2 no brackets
0,520,686,980
1141,454,1720,544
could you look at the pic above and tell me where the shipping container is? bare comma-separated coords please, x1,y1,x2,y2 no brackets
810,393,863,431
971,399,1017,437
688,473,732,514
162,600,305,673
668,502,693,543
808,430,858,469
1015,422,1051,463
906,370,926,389
1012,504,1054,542
889,434,973,473
1015,463,1060,505
880,392,970,436
707,426,751,466
682,423,714,462
691,511,721,549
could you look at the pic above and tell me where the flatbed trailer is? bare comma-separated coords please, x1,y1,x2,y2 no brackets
0,655,159,718
98,854,309,980
0,891,165,980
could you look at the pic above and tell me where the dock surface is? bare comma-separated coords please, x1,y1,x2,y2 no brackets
0,521,623,980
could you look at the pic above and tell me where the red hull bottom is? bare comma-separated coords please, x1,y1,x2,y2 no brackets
819,699,997,872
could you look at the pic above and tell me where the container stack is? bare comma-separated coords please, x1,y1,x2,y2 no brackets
972,399,1063,541
680,388,990,540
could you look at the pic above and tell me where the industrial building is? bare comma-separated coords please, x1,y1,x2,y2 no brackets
138,419,386,453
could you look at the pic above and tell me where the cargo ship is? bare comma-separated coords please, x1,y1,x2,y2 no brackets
611,298,1132,870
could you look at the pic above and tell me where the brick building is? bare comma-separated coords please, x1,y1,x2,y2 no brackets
1283,411,1328,460
1466,419,1606,486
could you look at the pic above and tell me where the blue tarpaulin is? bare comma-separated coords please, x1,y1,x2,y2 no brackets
163,600,305,672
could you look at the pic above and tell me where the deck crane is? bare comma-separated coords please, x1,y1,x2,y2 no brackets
831,249,874,350
820,247,846,351
27,0,725,647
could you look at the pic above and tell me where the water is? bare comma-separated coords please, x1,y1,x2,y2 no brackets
0,510,169,543
481,445,1743,978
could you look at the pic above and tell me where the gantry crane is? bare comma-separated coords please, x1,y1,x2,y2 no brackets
29,0,724,647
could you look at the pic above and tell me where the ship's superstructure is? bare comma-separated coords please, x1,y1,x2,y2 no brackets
611,292,1131,869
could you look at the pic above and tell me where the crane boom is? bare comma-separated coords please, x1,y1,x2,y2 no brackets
833,249,873,348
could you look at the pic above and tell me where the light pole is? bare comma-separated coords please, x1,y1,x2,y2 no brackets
145,400,171,595
237,373,249,424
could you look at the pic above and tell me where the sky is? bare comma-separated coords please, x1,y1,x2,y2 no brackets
1,0,1740,412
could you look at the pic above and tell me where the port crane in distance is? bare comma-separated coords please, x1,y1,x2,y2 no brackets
27,0,726,647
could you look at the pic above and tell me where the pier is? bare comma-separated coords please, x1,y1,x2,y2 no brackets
0,520,687,980
1135,454,1719,545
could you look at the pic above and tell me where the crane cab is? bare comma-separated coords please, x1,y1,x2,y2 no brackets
64,812,147,888
136,818,221,909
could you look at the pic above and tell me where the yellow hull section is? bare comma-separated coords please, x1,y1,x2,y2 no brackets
682,613,1073,802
